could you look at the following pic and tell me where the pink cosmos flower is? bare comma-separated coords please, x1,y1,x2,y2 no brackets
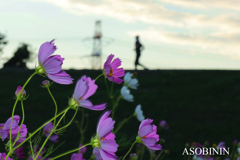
71,153,86,160
0,153,13,160
36,39,73,85
29,145,50,160
103,54,125,84
137,119,162,150
14,145,25,159
42,122,58,142
218,141,225,149
69,75,106,110
92,111,118,160
0,116,27,143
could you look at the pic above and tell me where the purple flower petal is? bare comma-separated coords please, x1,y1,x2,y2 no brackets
99,149,117,160
97,118,115,138
91,104,107,111
138,124,152,138
138,119,161,151
93,148,103,160
110,58,121,69
38,39,57,64
47,71,73,85
82,77,98,99
3,115,20,130
73,76,87,100
79,99,93,108
103,54,125,84
42,55,64,74
97,111,111,135
49,135,58,142
71,153,85,160
100,139,118,153
104,54,114,68
0,124,8,141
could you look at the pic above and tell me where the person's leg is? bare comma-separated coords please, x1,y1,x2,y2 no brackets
135,51,140,70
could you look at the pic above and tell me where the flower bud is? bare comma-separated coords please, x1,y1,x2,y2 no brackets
15,86,26,101
131,72,137,78
160,138,165,144
204,141,210,147
159,120,169,130
165,150,170,154
130,153,137,160
42,80,50,88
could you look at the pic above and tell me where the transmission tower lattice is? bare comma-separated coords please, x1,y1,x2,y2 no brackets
92,21,102,69
81,21,114,69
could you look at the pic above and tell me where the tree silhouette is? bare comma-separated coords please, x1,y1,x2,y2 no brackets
3,43,34,69
0,32,8,54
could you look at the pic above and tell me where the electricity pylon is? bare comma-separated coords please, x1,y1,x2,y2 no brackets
82,20,114,70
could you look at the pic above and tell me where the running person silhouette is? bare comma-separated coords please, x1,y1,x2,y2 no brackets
134,36,148,70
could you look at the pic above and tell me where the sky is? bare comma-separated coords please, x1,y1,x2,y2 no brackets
1,0,240,70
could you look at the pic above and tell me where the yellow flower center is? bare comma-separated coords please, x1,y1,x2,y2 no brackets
108,68,113,77
0,126,3,129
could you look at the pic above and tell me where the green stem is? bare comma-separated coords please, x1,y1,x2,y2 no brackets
104,78,111,98
155,150,164,160
35,109,69,160
112,95,122,119
159,154,165,160
47,87,58,127
111,82,114,97
12,101,25,147
29,136,34,160
13,108,68,149
55,109,78,132
231,144,237,160
9,72,37,151
5,107,68,160
122,141,137,160
50,143,91,160
95,74,104,81
83,115,89,132
80,109,85,144
114,115,133,134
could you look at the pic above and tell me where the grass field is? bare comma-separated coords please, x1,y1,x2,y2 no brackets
0,69,240,160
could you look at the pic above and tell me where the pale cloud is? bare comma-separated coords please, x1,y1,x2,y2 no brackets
29,0,240,59
29,0,240,31
127,28,240,59
158,0,240,11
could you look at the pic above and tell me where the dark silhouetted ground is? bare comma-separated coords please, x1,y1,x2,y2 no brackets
0,69,240,160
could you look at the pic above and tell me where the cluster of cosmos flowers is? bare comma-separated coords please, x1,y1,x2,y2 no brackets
0,39,162,160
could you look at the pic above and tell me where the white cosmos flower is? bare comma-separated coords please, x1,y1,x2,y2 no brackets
121,86,134,102
134,104,145,122
193,155,204,160
124,72,139,89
